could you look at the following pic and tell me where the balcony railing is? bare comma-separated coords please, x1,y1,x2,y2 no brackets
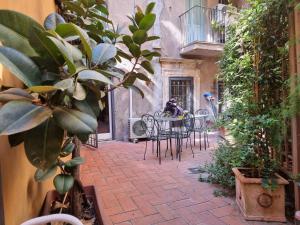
179,5,226,47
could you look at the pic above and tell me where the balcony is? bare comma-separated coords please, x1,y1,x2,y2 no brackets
179,5,227,59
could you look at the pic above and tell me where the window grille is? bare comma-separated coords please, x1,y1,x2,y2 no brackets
169,77,194,113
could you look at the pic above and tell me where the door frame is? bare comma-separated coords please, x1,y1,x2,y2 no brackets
97,89,113,140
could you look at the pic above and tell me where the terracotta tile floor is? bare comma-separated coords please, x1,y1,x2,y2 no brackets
81,134,290,225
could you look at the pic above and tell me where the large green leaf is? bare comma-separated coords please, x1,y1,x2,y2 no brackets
78,70,112,85
92,43,117,65
64,41,83,61
60,141,75,158
72,82,87,101
0,47,42,87
29,28,65,68
0,24,37,57
54,78,74,90
0,101,52,135
136,73,151,82
64,156,85,168
145,2,156,14
47,36,76,74
133,30,148,45
99,69,124,80
88,9,112,24
53,107,97,134
95,4,109,15
139,13,156,31
128,43,141,58
25,119,63,169
44,13,66,30
141,60,154,74
28,86,59,93
56,23,92,60
34,164,57,182
0,88,34,102
53,174,74,194
74,92,100,117
0,10,43,56
63,2,85,16
130,85,145,98
81,0,96,7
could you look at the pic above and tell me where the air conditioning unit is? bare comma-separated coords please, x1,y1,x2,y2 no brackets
128,118,147,141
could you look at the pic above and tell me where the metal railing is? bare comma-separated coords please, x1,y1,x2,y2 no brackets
179,5,226,46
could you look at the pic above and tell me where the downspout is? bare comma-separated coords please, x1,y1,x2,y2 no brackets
129,0,136,119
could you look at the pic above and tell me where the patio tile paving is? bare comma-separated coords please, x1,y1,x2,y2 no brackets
81,135,291,225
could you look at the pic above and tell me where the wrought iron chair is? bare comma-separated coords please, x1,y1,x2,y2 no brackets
154,110,163,117
170,113,194,161
193,109,209,150
141,114,170,164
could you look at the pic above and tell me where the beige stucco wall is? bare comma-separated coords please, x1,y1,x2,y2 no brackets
161,58,218,110
106,0,224,139
0,1,56,224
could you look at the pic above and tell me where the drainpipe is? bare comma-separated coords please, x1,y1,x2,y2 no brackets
129,0,135,119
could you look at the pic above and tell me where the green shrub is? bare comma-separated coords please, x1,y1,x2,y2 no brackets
206,140,258,189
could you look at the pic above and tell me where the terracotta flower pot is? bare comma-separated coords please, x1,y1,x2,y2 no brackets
232,168,289,222
41,185,104,225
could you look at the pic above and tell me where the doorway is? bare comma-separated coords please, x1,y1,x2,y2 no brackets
97,90,113,140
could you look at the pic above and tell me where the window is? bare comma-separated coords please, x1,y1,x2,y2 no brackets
169,77,194,112
219,0,229,4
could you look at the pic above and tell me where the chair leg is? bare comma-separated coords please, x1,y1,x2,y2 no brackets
206,131,210,148
152,141,154,154
159,141,161,164
167,138,169,150
199,132,202,151
204,132,207,150
179,138,182,161
186,138,188,149
165,139,169,158
189,137,194,158
193,131,196,146
144,141,148,160
156,140,159,157
170,138,173,160
175,138,178,159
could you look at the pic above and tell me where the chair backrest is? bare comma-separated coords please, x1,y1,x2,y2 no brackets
141,114,158,138
195,108,209,116
183,113,194,133
154,110,163,117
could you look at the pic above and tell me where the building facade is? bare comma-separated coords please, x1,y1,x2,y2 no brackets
99,0,245,141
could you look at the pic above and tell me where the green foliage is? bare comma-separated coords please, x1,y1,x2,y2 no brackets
0,1,160,195
207,141,257,189
213,0,289,188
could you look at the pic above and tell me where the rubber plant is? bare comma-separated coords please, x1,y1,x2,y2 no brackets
0,0,159,218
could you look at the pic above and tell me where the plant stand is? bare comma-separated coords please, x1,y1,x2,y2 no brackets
232,168,288,222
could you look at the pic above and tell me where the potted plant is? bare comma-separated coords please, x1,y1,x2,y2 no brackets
0,0,159,222
218,0,289,222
